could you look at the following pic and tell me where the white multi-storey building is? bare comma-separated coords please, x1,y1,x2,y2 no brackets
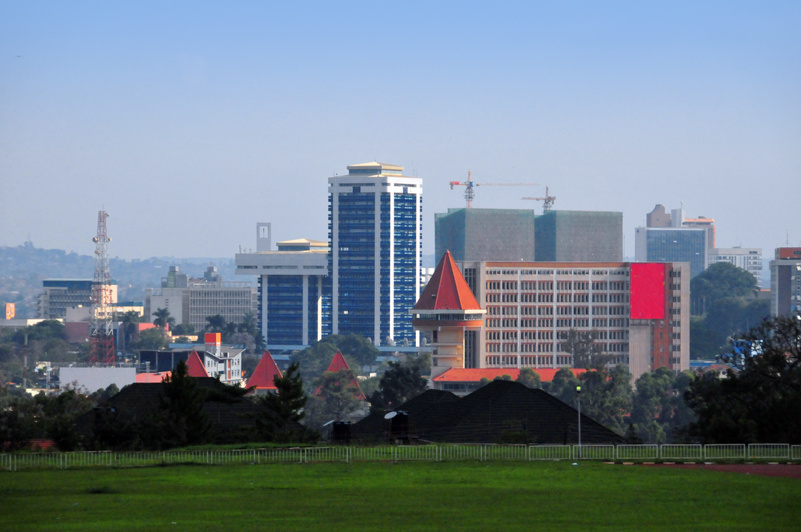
328,162,423,347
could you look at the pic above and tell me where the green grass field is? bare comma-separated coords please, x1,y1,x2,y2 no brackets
1,461,798,531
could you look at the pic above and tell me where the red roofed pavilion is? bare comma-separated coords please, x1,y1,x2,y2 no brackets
315,351,366,400
185,350,209,378
246,350,282,394
410,251,485,376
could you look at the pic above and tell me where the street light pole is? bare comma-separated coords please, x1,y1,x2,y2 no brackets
576,385,582,459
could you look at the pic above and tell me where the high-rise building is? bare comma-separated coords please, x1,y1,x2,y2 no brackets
636,204,762,282
534,210,623,262
435,208,536,262
235,223,329,350
635,205,711,279
328,162,423,346
770,247,801,318
434,208,622,263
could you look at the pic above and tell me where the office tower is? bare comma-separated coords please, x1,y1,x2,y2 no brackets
328,162,423,346
236,223,329,349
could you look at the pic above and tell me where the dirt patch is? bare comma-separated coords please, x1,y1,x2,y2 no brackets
643,463,801,479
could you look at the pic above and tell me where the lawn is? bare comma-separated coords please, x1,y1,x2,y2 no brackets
1,461,798,531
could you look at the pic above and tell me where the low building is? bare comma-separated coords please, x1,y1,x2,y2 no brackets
38,279,118,319
709,247,763,286
145,265,256,332
351,380,624,444
139,334,243,386
431,367,586,396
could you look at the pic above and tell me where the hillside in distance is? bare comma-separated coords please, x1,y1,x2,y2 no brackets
0,242,243,319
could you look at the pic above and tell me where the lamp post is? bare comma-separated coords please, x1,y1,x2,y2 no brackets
576,385,582,459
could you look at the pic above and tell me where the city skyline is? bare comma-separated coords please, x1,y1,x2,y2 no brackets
1,2,799,260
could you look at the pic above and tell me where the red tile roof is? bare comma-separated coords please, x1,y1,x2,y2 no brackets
433,367,586,383
414,251,482,311
246,350,282,390
185,350,209,378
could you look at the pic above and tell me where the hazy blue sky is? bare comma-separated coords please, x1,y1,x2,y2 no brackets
1,1,799,263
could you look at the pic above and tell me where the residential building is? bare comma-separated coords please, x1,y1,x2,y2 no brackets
236,223,328,350
139,334,243,386
770,247,801,318
328,162,423,347
413,254,690,382
145,265,256,332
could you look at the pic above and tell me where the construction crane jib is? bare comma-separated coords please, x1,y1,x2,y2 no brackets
522,186,557,213
449,171,540,208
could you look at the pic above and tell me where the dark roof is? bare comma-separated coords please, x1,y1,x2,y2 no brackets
78,378,261,445
352,380,623,445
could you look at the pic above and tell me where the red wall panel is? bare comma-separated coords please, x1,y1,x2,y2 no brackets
630,263,666,320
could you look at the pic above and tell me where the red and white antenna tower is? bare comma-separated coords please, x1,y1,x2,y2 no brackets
89,210,115,365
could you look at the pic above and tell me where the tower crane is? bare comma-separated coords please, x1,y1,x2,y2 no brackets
449,171,540,208
522,186,556,213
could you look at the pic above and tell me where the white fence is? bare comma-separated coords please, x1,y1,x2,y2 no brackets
2,444,800,471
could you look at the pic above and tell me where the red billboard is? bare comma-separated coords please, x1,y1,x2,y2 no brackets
630,263,666,320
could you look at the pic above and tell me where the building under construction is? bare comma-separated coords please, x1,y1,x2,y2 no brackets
435,208,622,263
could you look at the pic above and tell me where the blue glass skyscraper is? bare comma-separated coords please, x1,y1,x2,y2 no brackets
328,162,423,346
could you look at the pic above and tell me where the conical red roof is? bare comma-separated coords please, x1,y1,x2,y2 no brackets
315,351,366,400
246,350,282,390
326,350,351,372
415,250,481,311
185,350,209,378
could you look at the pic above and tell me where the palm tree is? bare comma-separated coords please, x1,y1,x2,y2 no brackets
119,310,142,352
205,314,226,332
153,307,175,330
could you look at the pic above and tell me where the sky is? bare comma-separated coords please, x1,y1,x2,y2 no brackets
1,1,799,265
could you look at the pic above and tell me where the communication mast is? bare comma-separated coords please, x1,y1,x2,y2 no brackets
449,171,539,208
89,210,115,365
522,186,557,213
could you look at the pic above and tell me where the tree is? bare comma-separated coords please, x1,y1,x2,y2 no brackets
577,365,632,435
560,329,609,369
158,359,210,447
118,311,142,353
691,262,757,316
369,357,428,414
548,367,581,404
204,314,227,332
152,308,175,330
255,362,313,443
630,368,695,444
305,369,364,429
131,328,169,350
685,316,801,443
516,368,541,389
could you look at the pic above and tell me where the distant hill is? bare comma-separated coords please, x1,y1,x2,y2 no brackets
0,243,243,319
